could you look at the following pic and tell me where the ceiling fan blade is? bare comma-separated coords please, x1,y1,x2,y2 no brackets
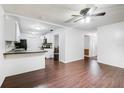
87,6,97,15
74,18,83,23
64,17,80,23
80,8,90,15
91,12,106,16
72,15,82,17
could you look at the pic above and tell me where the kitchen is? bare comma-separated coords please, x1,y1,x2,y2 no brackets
3,13,63,77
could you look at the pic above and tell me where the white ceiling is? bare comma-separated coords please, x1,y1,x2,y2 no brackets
5,14,64,36
18,16,64,35
2,4,124,30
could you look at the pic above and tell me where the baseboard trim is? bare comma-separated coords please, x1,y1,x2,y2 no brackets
64,58,84,64
98,61,124,69
0,76,5,87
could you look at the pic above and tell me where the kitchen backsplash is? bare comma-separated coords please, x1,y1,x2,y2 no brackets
5,41,15,52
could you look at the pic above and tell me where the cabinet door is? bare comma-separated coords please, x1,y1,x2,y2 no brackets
4,19,16,41
16,22,21,42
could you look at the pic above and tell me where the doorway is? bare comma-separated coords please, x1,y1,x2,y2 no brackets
84,35,90,59
54,35,59,61
84,34,97,60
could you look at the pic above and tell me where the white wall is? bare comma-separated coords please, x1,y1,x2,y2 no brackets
59,28,97,63
98,21,124,68
64,29,84,63
0,5,5,86
89,33,97,57
50,29,96,63
58,30,66,62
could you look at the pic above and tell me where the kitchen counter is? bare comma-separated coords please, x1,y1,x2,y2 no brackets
4,49,47,77
4,50,47,55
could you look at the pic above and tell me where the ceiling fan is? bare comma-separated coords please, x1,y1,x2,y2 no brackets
64,6,106,23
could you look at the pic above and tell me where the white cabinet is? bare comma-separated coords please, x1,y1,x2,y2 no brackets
15,22,21,42
44,49,54,58
4,18,21,42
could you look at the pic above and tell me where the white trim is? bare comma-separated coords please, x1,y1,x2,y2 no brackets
64,58,84,63
98,61,124,69
0,76,5,87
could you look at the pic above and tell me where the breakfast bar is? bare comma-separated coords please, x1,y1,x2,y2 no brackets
4,50,47,77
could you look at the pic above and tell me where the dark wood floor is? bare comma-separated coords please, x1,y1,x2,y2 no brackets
1,58,124,88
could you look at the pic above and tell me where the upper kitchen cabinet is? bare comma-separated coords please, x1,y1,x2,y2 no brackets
16,22,21,42
4,17,21,42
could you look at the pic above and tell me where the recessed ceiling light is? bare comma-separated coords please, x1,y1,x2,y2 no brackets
31,32,40,35
32,24,45,30
35,26,41,30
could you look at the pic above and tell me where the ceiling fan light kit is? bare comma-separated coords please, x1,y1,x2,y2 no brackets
80,17,91,23
85,17,91,23
81,19,85,23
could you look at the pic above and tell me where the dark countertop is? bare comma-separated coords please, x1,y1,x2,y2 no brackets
4,50,47,55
